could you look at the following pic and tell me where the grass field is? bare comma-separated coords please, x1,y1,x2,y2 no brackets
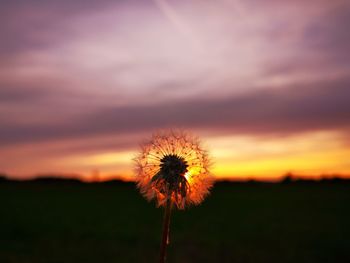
0,180,349,263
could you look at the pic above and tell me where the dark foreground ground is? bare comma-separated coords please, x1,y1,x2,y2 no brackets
0,180,349,263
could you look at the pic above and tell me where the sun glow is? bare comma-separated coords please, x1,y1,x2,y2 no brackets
206,131,350,180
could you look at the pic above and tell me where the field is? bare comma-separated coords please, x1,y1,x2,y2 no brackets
1,180,349,263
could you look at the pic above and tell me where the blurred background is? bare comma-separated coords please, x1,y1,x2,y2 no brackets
1,0,350,262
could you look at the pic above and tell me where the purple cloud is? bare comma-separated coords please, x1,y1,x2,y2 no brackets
1,77,350,148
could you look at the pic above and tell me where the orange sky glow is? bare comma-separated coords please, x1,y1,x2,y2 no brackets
1,130,349,182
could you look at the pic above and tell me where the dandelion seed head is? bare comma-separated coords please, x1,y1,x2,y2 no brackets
134,130,213,209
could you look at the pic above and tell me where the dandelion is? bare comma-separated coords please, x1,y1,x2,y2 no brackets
134,130,213,263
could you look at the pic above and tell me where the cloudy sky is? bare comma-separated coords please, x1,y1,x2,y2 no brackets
1,0,349,181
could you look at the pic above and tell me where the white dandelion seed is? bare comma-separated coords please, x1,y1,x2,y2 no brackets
134,130,213,209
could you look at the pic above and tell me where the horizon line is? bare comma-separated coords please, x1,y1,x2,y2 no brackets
2,172,350,184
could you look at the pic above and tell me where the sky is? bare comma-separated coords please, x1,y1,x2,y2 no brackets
1,0,350,181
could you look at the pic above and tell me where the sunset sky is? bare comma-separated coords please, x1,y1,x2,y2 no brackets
1,0,350,181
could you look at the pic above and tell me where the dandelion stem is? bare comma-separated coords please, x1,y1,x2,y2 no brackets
159,197,172,263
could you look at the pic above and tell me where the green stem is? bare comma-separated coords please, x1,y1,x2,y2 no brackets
159,198,173,263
